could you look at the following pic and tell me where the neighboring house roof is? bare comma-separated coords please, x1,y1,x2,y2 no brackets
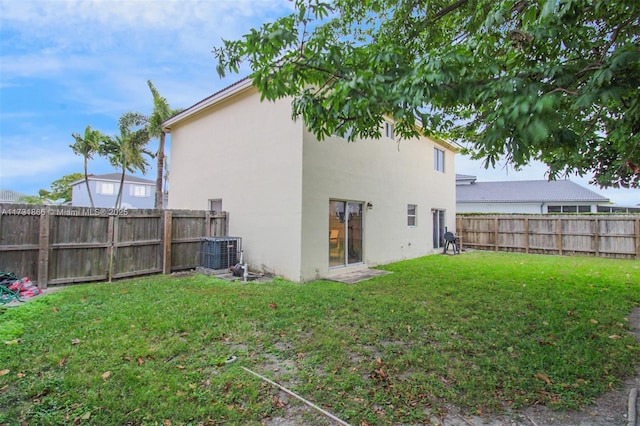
71,173,155,187
456,179,610,204
0,189,28,202
455,174,477,185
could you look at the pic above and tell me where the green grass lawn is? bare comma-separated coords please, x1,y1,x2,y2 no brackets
1,252,639,425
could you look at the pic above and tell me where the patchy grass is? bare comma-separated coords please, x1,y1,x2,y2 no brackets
1,252,639,425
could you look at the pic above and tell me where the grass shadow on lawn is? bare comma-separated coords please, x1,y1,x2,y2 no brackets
1,252,639,425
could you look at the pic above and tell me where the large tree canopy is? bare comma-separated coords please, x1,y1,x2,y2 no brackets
214,0,640,187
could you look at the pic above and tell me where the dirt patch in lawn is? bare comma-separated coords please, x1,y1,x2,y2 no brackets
261,307,640,426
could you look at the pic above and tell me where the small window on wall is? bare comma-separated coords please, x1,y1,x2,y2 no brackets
407,204,417,227
385,122,394,139
548,205,591,213
434,148,445,172
209,199,222,212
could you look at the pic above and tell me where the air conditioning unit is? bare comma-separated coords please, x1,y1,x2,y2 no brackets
201,237,242,270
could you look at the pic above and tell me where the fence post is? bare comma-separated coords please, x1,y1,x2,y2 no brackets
636,218,640,259
456,215,463,251
163,210,172,274
205,211,212,238
106,216,114,282
37,213,50,289
107,216,119,282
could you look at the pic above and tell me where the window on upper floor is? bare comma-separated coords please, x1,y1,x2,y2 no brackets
384,122,394,139
129,185,150,197
96,182,116,195
434,147,445,173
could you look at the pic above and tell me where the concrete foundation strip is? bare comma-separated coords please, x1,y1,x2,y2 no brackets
240,366,351,426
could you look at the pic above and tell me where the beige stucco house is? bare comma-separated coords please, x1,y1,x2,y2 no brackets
163,78,457,282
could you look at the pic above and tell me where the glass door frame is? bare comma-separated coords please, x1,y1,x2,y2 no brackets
432,209,446,249
329,200,364,268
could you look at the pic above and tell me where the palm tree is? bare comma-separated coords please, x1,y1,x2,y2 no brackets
102,112,153,209
147,80,182,209
70,125,108,207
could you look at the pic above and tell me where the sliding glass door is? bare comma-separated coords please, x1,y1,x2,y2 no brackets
329,201,363,268
432,209,446,249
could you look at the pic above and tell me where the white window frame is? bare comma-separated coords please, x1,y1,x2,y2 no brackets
434,147,445,173
407,204,417,227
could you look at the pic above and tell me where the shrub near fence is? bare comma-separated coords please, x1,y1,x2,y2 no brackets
0,204,228,288
456,214,640,260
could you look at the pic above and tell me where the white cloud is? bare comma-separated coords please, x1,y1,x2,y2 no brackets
0,136,77,179
0,0,292,29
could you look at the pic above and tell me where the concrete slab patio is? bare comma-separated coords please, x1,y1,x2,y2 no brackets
327,268,391,284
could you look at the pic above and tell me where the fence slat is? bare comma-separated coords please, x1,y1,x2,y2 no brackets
636,218,640,259
557,218,563,255
106,216,114,283
37,214,50,289
163,210,172,275
524,218,529,254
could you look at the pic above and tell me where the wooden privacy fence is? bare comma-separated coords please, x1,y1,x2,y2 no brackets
456,214,640,260
0,204,228,288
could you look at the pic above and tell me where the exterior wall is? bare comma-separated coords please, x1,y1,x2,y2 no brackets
72,179,155,208
457,202,598,214
167,88,305,281
299,128,457,282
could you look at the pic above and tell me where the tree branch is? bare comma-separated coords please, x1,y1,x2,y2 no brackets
546,87,578,96
432,0,470,22
599,13,639,63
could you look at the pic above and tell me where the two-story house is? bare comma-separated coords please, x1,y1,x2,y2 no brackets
70,173,155,209
163,78,458,282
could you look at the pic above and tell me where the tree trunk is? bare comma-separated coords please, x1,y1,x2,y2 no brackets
155,132,165,209
116,166,126,209
84,159,95,208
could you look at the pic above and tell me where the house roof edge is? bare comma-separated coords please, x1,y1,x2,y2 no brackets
162,77,253,131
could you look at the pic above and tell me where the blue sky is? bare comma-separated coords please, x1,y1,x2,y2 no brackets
1,0,637,206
